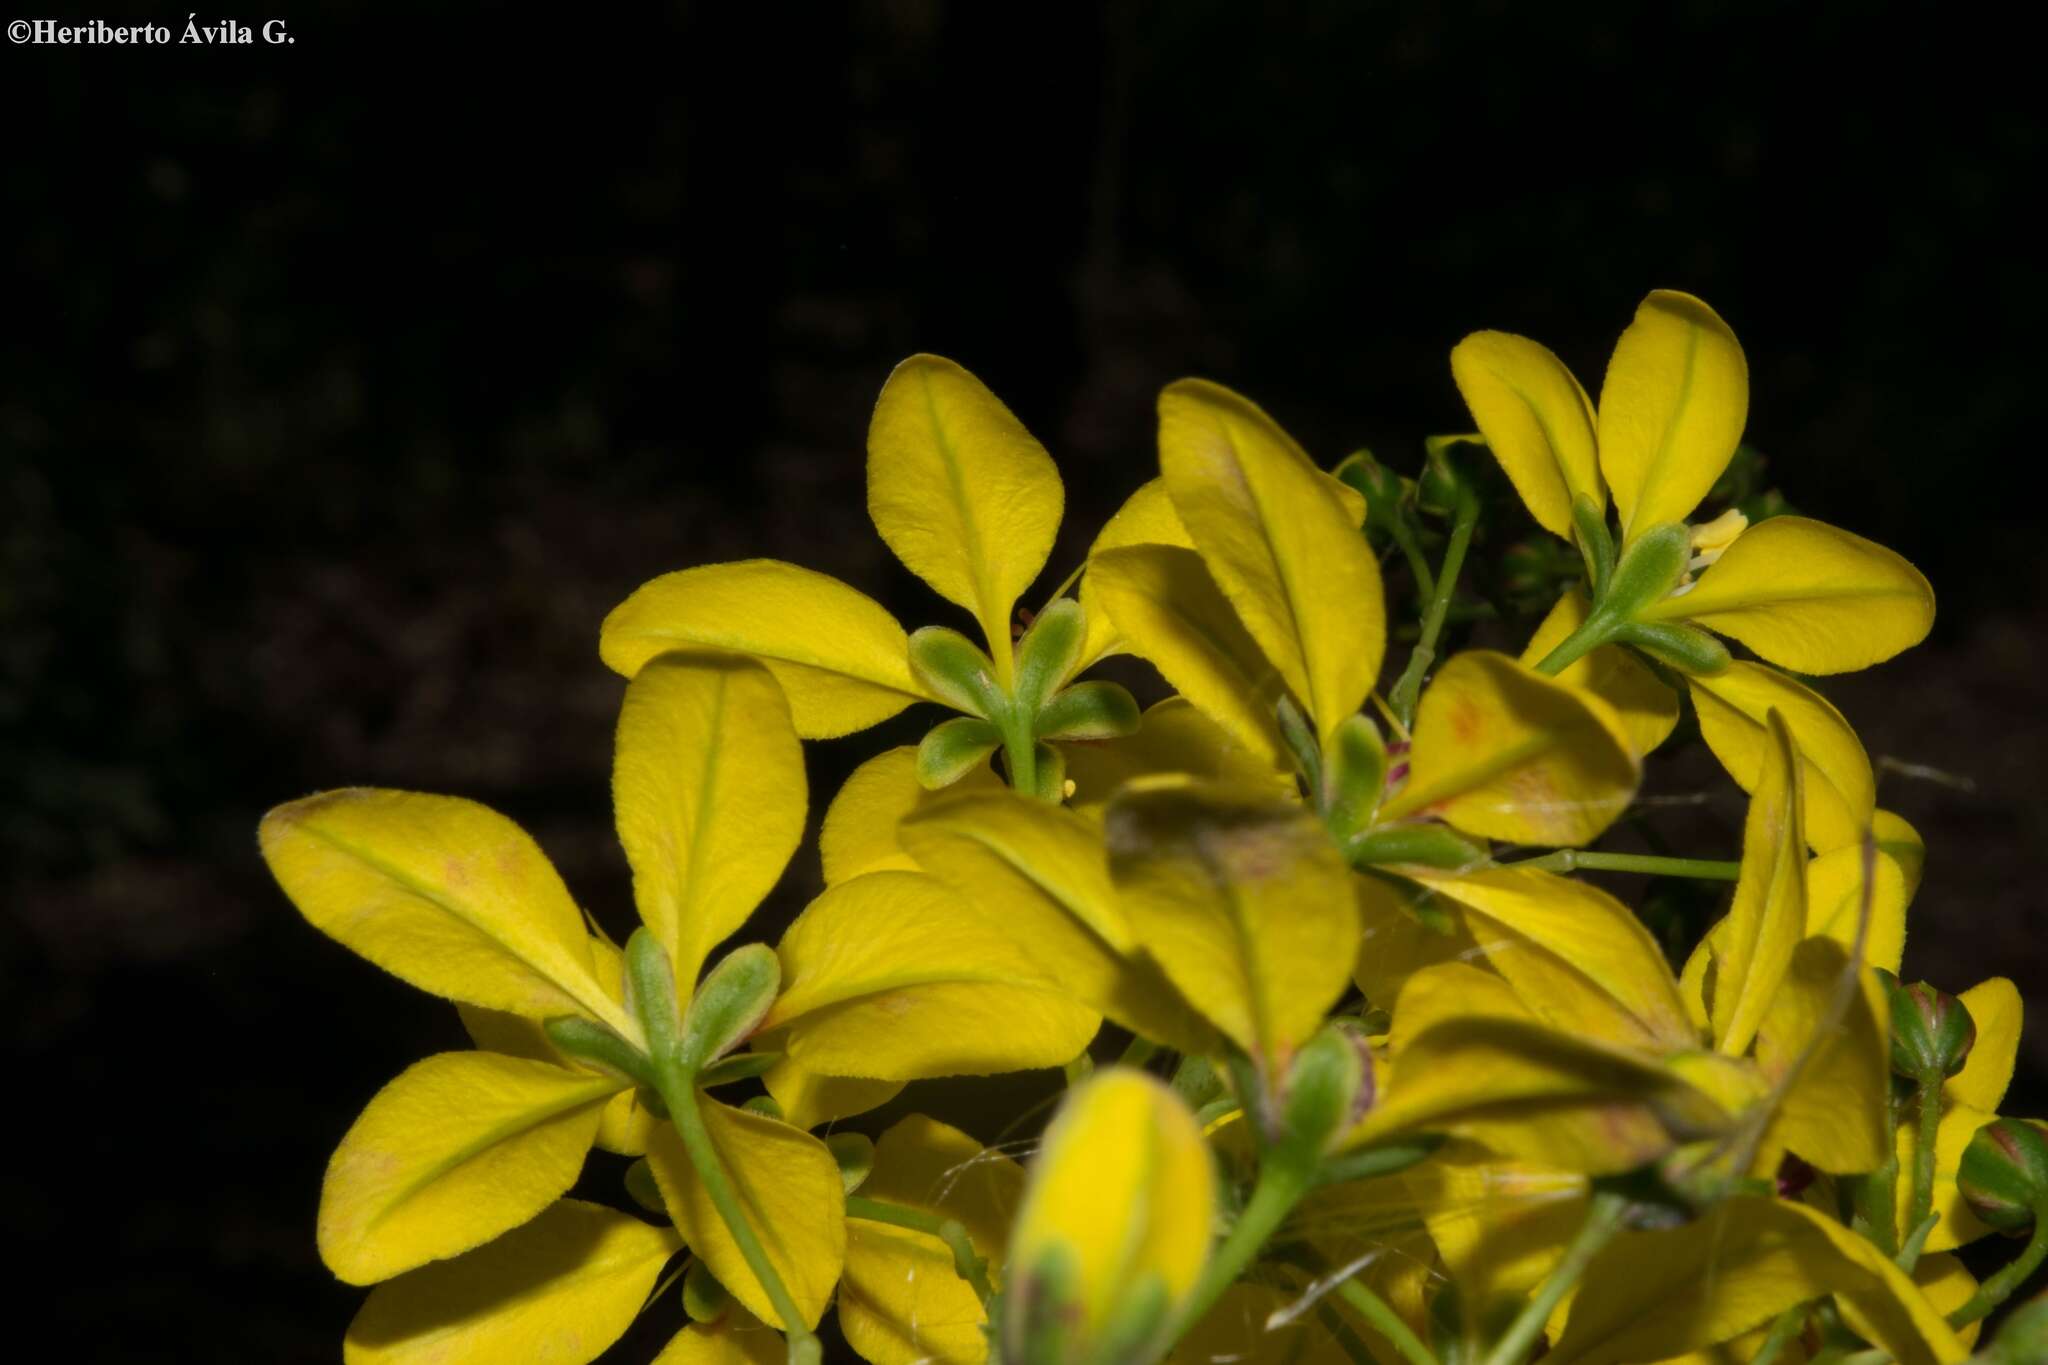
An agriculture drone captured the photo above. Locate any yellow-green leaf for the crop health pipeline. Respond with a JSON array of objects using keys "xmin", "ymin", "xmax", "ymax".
[
  {"xmin": 1595, "ymin": 289, "xmax": 1749, "ymax": 545},
  {"xmin": 1643, "ymin": 515, "xmax": 1936, "ymax": 673},
  {"xmin": 1158, "ymin": 378, "xmax": 1385, "ymax": 739},
  {"xmin": 1087, "ymin": 543, "xmax": 1291, "ymax": 769},
  {"xmin": 868, "ymin": 354, "xmax": 1063, "ymax": 666},
  {"xmin": 652, "ymin": 1313, "xmax": 783, "ymax": 1365},
  {"xmin": 260, "ymin": 789, "xmax": 638, "ymax": 1042},
  {"xmin": 1547, "ymin": 1196, "xmax": 1967, "ymax": 1365},
  {"xmin": 1063, "ymin": 697, "xmax": 1293, "ymax": 821},
  {"xmin": 1949, "ymin": 977, "xmax": 2021, "ymax": 1113},
  {"xmin": 819, "ymin": 745, "xmax": 1001, "ymax": 886},
  {"xmin": 599, "ymin": 560, "xmax": 928, "ymax": 738},
  {"xmin": 1078, "ymin": 476, "xmax": 1195, "ymax": 666},
  {"xmin": 1381, "ymin": 650, "xmax": 1638, "ymax": 847},
  {"xmin": 320, "ymin": 1052, "xmax": 621, "ymax": 1285},
  {"xmin": 648, "ymin": 1100, "xmax": 846, "ymax": 1331},
  {"xmin": 1451, "ymin": 329, "xmax": 1603, "ymax": 537},
  {"xmin": 1688, "ymin": 662, "xmax": 1875, "ymax": 853},
  {"xmin": 344, "ymin": 1200, "xmax": 681, "ymax": 1365},
  {"xmin": 900, "ymin": 788, "xmax": 1217, "ymax": 1054},
  {"xmin": 1105, "ymin": 778, "xmax": 1359, "ymax": 1071},
  {"xmin": 1712, "ymin": 709, "xmax": 1808, "ymax": 1056},
  {"xmin": 841, "ymin": 1116, "xmax": 1025, "ymax": 1365},
  {"xmin": 764, "ymin": 871, "xmax": 1101, "ymax": 1079},
  {"xmin": 1414, "ymin": 867, "xmax": 1695, "ymax": 1049},
  {"xmin": 1521, "ymin": 590, "xmax": 1680, "ymax": 759},
  {"xmin": 1754, "ymin": 938, "xmax": 1890, "ymax": 1173},
  {"xmin": 614, "ymin": 653, "xmax": 805, "ymax": 989}
]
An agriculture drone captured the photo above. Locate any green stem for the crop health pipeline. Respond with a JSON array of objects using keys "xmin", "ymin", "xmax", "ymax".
[
  {"xmin": 1388, "ymin": 519, "xmax": 1437, "ymax": 604},
  {"xmin": 1316, "ymin": 1301, "xmax": 1381, "ymax": 1365},
  {"xmin": 1118, "ymin": 1035, "xmax": 1160, "ymax": 1069},
  {"xmin": 1948, "ymin": 1210, "xmax": 2048, "ymax": 1328},
  {"xmin": 845, "ymin": 1195, "xmax": 995, "ymax": 1306},
  {"xmin": 1531, "ymin": 612, "xmax": 1621, "ymax": 676},
  {"xmin": 1001, "ymin": 723, "xmax": 1038, "ymax": 799},
  {"xmin": 1750, "ymin": 1305, "xmax": 1808, "ymax": 1365},
  {"xmin": 1477, "ymin": 1190, "xmax": 1629, "ymax": 1365},
  {"xmin": 1177, "ymin": 1158, "xmax": 1315, "ymax": 1335},
  {"xmin": 1335, "ymin": 1278, "xmax": 1440, "ymax": 1365},
  {"xmin": 658, "ymin": 1065, "xmax": 819, "ymax": 1364},
  {"xmin": 1503, "ymin": 849, "xmax": 1742, "ymax": 880},
  {"xmin": 1388, "ymin": 491, "xmax": 1479, "ymax": 729},
  {"xmin": 1905, "ymin": 1073, "xmax": 1942, "ymax": 1268}
]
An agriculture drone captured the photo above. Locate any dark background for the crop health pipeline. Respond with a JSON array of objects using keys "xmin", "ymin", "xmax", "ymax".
[{"xmin": 5, "ymin": 2, "xmax": 2044, "ymax": 1359}]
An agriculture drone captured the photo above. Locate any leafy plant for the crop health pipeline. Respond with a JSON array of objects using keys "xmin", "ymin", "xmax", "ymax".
[{"xmin": 262, "ymin": 292, "xmax": 2044, "ymax": 1364}]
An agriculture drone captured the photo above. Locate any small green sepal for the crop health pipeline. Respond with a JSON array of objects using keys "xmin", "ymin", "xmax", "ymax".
[
  {"xmin": 1344, "ymin": 823, "xmax": 1486, "ymax": 871},
  {"xmin": 916, "ymin": 716, "xmax": 1003, "ymax": 789},
  {"xmin": 676, "ymin": 942, "xmax": 781, "ymax": 1075},
  {"xmin": 908, "ymin": 625, "xmax": 1008, "ymax": 719},
  {"xmin": 1318, "ymin": 713, "xmax": 1388, "ymax": 846},
  {"xmin": 1013, "ymin": 597, "xmax": 1087, "ymax": 715},
  {"xmin": 1615, "ymin": 620, "xmax": 1732, "ymax": 675},
  {"xmin": 826, "ymin": 1132, "xmax": 876, "ymax": 1195},
  {"xmin": 1599, "ymin": 522, "xmax": 1693, "ymax": 619},
  {"xmin": 1272, "ymin": 1024, "xmax": 1368, "ymax": 1169},
  {"xmin": 1035, "ymin": 680, "xmax": 1141, "ymax": 742},
  {"xmin": 624, "ymin": 1157, "xmax": 667, "ymax": 1217},
  {"xmin": 1572, "ymin": 492, "xmax": 1617, "ymax": 598},
  {"xmin": 683, "ymin": 1257, "xmax": 734, "ymax": 1324},
  {"xmin": 624, "ymin": 927, "xmax": 684, "ymax": 1064},
  {"xmin": 697, "ymin": 1051, "xmax": 783, "ymax": 1088},
  {"xmin": 543, "ymin": 1015, "xmax": 656, "ymax": 1088}
]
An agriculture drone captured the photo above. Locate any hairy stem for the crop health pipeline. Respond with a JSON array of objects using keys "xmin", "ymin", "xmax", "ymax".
[
  {"xmin": 1177, "ymin": 1158, "xmax": 1315, "ymax": 1336},
  {"xmin": 1948, "ymin": 1211, "xmax": 2048, "ymax": 1327},
  {"xmin": 1904, "ymin": 1073, "xmax": 1942, "ymax": 1269},
  {"xmin": 845, "ymin": 1195, "xmax": 995, "ymax": 1305},
  {"xmin": 1388, "ymin": 491, "xmax": 1479, "ymax": 728},
  {"xmin": 1335, "ymin": 1277, "xmax": 1440, "ymax": 1365},
  {"xmin": 1478, "ymin": 1190, "xmax": 1629, "ymax": 1365},
  {"xmin": 1504, "ymin": 849, "xmax": 1742, "ymax": 880}
]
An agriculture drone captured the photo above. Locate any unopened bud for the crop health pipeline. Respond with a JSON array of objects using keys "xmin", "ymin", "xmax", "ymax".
[
  {"xmin": 1273, "ymin": 1023, "xmax": 1371, "ymax": 1164},
  {"xmin": 1879, "ymin": 972, "xmax": 1977, "ymax": 1080},
  {"xmin": 1958, "ymin": 1117, "xmax": 2048, "ymax": 1232},
  {"xmin": 1004, "ymin": 1069, "xmax": 1214, "ymax": 1365},
  {"xmin": 1417, "ymin": 436, "xmax": 1484, "ymax": 518}
]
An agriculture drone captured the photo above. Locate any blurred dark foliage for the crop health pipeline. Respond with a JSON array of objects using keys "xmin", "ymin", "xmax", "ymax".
[{"xmin": 3, "ymin": 1, "xmax": 2043, "ymax": 1357}]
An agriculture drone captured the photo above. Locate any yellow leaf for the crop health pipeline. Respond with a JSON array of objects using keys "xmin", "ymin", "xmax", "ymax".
[
  {"xmin": 1521, "ymin": 590, "xmax": 1680, "ymax": 759},
  {"xmin": 1088, "ymin": 543, "xmax": 1292, "ymax": 770},
  {"xmin": 614, "ymin": 653, "xmax": 804, "ymax": 990},
  {"xmin": 599, "ymin": 559, "xmax": 929, "ymax": 738},
  {"xmin": 1381, "ymin": 650, "xmax": 1638, "ymax": 847},
  {"xmin": 319, "ymin": 1052, "xmax": 620, "ymax": 1285},
  {"xmin": 1158, "ymin": 378, "xmax": 1385, "ymax": 739},
  {"xmin": 818, "ymin": 745, "xmax": 1001, "ymax": 886},
  {"xmin": 900, "ymin": 788, "xmax": 1217, "ymax": 1054},
  {"xmin": 1451, "ymin": 329, "xmax": 1603, "ymax": 538},
  {"xmin": 343, "ymin": 1200, "xmax": 681, "ymax": 1365},
  {"xmin": 1105, "ymin": 779, "xmax": 1359, "ymax": 1071},
  {"xmin": 1712, "ymin": 709, "xmax": 1808, "ymax": 1056},
  {"xmin": 764, "ymin": 871, "xmax": 1101, "ymax": 1079},
  {"xmin": 1644, "ymin": 515, "xmax": 1936, "ymax": 673},
  {"xmin": 1688, "ymin": 662, "xmax": 1875, "ymax": 853},
  {"xmin": 1754, "ymin": 938, "xmax": 1891, "ymax": 1173},
  {"xmin": 1078, "ymin": 476, "xmax": 1194, "ymax": 666},
  {"xmin": 1896, "ymin": 1101, "xmax": 1998, "ymax": 1253},
  {"xmin": 1595, "ymin": 290, "xmax": 1749, "ymax": 545},
  {"xmin": 648, "ymin": 1100, "xmax": 846, "ymax": 1331},
  {"xmin": 1949, "ymin": 977, "xmax": 2021, "ymax": 1113},
  {"xmin": 1550, "ymin": 1196, "xmax": 1966, "ymax": 1365},
  {"xmin": 868, "ymin": 354, "xmax": 1063, "ymax": 669},
  {"xmin": 840, "ymin": 1116, "xmax": 1026, "ymax": 1365},
  {"xmin": 1063, "ymin": 697, "xmax": 1294, "ymax": 821},
  {"xmin": 652, "ymin": 1312, "xmax": 783, "ymax": 1365},
  {"xmin": 1913, "ymin": 1253, "xmax": 1983, "ymax": 1351},
  {"xmin": 260, "ymin": 790, "xmax": 638, "ymax": 1042},
  {"xmin": 757, "ymin": 1041, "xmax": 904, "ymax": 1131},
  {"xmin": 1414, "ymin": 867, "xmax": 1695, "ymax": 1049}
]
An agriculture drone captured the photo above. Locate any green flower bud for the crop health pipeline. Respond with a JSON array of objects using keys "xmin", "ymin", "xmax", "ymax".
[
  {"xmin": 676, "ymin": 942, "xmax": 780, "ymax": 1075},
  {"xmin": 1959, "ymin": 1117, "xmax": 2048, "ymax": 1232},
  {"xmin": 1333, "ymin": 448, "xmax": 1405, "ymax": 522},
  {"xmin": 1004, "ymin": 1069, "xmax": 1215, "ymax": 1365},
  {"xmin": 1417, "ymin": 436, "xmax": 1484, "ymax": 518},
  {"xmin": 1880, "ymin": 973, "xmax": 1978, "ymax": 1080},
  {"xmin": 1271, "ymin": 1023, "xmax": 1371, "ymax": 1164}
]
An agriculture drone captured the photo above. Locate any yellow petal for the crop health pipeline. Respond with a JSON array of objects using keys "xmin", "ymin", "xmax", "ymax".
[
  {"xmin": 1063, "ymin": 697, "xmax": 1294, "ymax": 821},
  {"xmin": 1876, "ymin": 808, "xmax": 1928, "ymax": 897},
  {"xmin": 817, "ymin": 745, "xmax": 1003, "ymax": 886},
  {"xmin": 1521, "ymin": 590, "xmax": 1680, "ymax": 759},
  {"xmin": 343, "ymin": 1200, "xmax": 681, "ymax": 1365},
  {"xmin": 1712, "ymin": 709, "xmax": 1808, "ymax": 1056},
  {"xmin": 1169, "ymin": 1280, "xmax": 1358, "ymax": 1365},
  {"xmin": 1078, "ymin": 476, "xmax": 1195, "ymax": 666},
  {"xmin": 1754, "ymin": 938, "xmax": 1890, "ymax": 1173},
  {"xmin": 600, "ymin": 560, "xmax": 928, "ymax": 738},
  {"xmin": 1688, "ymin": 662, "xmax": 1875, "ymax": 853},
  {"xmin": 1382, "ymin": 650, "xmax": 1639, "ymax": 847},
  {"xmin": 1949, "ymin": 977, "xmax": 2021, "ymax": 1113},
  {"xmin": 648, "ymin": 1100, "xmax": 846, "ymax": 1331},
  {"xmin": 319, "ymin": 1052, "xmax": 620, "ymax": 1285},
  {"xmin": 615, "ymin": 654, "xmax": 805, "ymax": 990},
  {"xmin": 1415, "ymin": 867, "xmax": 1695, "ymax": 1049},
  {"xmin": 868, "ymin": 354, "xmax": 1063, "ymax": 667},
  {"xmin": 1643, "ymin": 516, "xmax": 1935, "ymax": 673},
  {"xmin": 1088, "ymin": 543, "xmax": 1292, "ymax": 769},
  {"xmin": 1354, "ymin": 872, "xmax": 1485, "ymax": 1012},
  {"xmin": 1595, "ymin": 290, "xmax": 1749, "ymax": 544},
  {"xmin": 1548, "ymin": 1196, "xmax": 1967, "ymax": 1365},
  {"xmin": 840, "ymin": 1116, "xmax": 1026, "ymax": 1365},
  {"xmin": 1407, "ymin": 1147, "xmax": 1590, "ymax": 1307},
  {"xmin": 652, "ymin": 1313, "xmax": 783, "ymax": 1365},
  {"xmin": 757, "ymin": 1042, "xmax": 904, "ymax": 1131},
  {"xmin": 1451, "ymin": 329, "xmax": 1603, "ymax": 537},
  {"xmin": 900, "ymin": 788, "xmax": 1217, "ymax": 1054},
  {"xmin": 1804, "ymin": 839, "xmax": 1912, "ymax": 974},
  {"xmin": 764, "ymin": 871, "xmax": 1101, "ymax": 1079},
  {"xmin": 260, "ymin": 790, "xmax": 638, "ymax": 1042},
  {"xmin": 1106, "ymin": 778, "xmax": 1359, "ymax": 1071},
  {"xmin": 1158, "ymin": 379, "xmax": 1385, "ymax": 740},
  {"xmin": 1895, "ymin": 1101, "xmax": 1998, "ymax": 1253},
  {"xmin": 1912, "ymin": 1253, "xmax": 1983, "ymax": 1351}
]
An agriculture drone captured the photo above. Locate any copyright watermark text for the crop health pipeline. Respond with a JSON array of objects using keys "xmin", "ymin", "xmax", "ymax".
[{"xmin": 9, "ymin": 15, "xmax": 295, "ymax": 44}]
